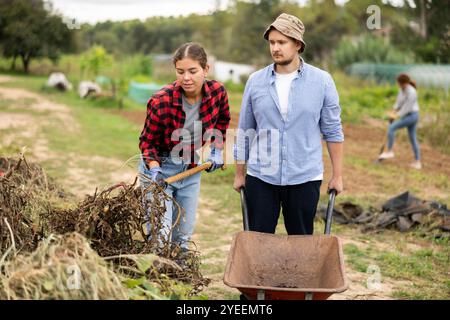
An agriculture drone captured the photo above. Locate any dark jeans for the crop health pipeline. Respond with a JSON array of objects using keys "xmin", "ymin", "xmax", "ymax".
[{"xmin": 244, "ymin": 175, "xmax": 322, "ymax": 235}]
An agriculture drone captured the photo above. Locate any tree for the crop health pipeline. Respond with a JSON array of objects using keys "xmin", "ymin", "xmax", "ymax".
[
  {"xmin": 0, "ymin": 0, "xmax": 74, "ymax": 72},
  {"xmin": 302, "ymin": 0, "xmax": 353, "ymax": 69},
  {"xmin": 388, "ymin": 0, "xmax": 450, "ymax": 63},
  {"xmin": 229, "ymin": 0, "xmax": 281, "ymax": 64},
  {"xmin": 79, "ymin": 45, "xmax": 113, "ymax": 78}
]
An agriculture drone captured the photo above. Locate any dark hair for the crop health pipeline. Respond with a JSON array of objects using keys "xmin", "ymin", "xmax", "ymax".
[
  {"xmin": 397, "ymin": 73, "xmax": 417, "ymax": 89},
  {"xmin": 172, "ymin": 42, "xmax": 208, "ymax": 69}
]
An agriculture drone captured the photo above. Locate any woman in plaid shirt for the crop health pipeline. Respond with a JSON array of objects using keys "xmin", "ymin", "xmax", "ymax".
[{"xmin": 139, "ymin": 42, "xmax": 230, "ymax": 250}]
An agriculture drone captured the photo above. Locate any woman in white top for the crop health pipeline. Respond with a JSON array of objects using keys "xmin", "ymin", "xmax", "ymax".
[{"xmin": 379, "ymin": 74, "xmax": 421, "ymax": 169}]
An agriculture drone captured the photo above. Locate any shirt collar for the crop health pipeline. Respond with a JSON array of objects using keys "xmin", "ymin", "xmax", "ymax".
[
  {"xmin": 173, "ymin": 80, "xmax": 211, "ymax": 106},
  {"xmin": 269, "ymin": 56, "xmax": 305, "ymax": 81}
]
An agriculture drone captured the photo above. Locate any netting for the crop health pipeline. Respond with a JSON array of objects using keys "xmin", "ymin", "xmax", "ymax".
[
  {"xmin": 348, "ymin": 63, "xmax": 450, "ymax": 92},
  {"xmin": 128, "ymin": 81, "xmax": 161, "ymax": 104}
]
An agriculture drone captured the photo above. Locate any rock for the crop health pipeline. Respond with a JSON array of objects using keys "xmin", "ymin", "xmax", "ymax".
[
  {"xmin": 411, "ymin": 213, "xmax": 423, "ymax": 224},
  {"xmin": 336, "ymin": 202, "xmax": 364, "ymax": 221},
  {"xmin": 382, "ymin": 191, "xmax": 422, "ymax": 212},
  {"xmin": 374, "ymin": 212, "xmax": 397, "ymax": 228},
  {"xmin": 353, "ymin": 211, "xmax": 374, "ymax": 224},
  {"xmin": 397, "ymin": 216, "xmax": 414, "ymax": 232}
]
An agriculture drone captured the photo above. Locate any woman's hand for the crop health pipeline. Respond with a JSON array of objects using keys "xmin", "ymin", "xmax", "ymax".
[{"xmin": 387, "ymin": 110, "xmax": 399, "ymax": 121}]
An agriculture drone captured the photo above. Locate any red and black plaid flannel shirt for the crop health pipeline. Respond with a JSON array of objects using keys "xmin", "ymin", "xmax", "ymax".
[{"xmin": 139, "ymin": 80, "xmax": 231, "ymax": 168}]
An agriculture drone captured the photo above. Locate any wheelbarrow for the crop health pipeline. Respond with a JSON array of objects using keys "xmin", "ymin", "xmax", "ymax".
[{"xmin": 223, "ymin": 188, "xmax": 348, "ymax": 300}]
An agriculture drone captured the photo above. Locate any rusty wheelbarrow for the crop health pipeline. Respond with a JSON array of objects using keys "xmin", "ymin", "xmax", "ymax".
[{"xmin": 223, "ymin": 188, "xmax": 348, "ymax": 300}]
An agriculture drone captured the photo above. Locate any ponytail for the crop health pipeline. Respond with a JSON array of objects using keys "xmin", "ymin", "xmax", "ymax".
[{"xmin": 397, "ymin": 73, "xmax": 417, "ymax": 89}]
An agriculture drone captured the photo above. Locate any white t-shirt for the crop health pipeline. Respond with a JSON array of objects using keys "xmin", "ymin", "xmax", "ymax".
[{"xmin": 275, "ymin": 70, "xmax": 297, "ymax": 121}]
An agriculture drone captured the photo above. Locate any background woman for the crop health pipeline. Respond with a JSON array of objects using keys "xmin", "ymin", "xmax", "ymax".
[{"xmin": 379, "ymin": 73, "xmax": 421, "ymax": 170}]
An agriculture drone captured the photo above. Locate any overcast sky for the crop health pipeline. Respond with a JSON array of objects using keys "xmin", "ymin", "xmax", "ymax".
[
  {"xmin": 46, "ymin": 0, "xmax": 324, "ymax": 24},
  {"xmin": 47, "ymin": 0, "xmax": 237, "ymax": 24},
  {"xmin": 47, "ymin": 0, "xmax": 407, "ymax": 25}
]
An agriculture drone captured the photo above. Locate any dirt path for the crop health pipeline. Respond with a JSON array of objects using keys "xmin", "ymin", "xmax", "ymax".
[{"xmin": 0, "ymin": 76, "xmax": 136, "ymax": 198}]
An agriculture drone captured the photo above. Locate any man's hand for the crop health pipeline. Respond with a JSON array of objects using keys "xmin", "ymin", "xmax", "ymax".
[
  {"xmin": 328, "ymin": 175, "xmax": 343, "ymax": 195},
  {"xmin": 233, "ymin": 164, "xmax": 246, "ymax": 192},
  {"xmin": 233, "ymin": 174, "xmax": 245, "ymax": 192}
]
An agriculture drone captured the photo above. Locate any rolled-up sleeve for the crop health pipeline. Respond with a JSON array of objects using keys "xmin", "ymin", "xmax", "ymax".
[
  {"xmin": 212, "ymin": 87, "xmax": 231, "ymax": 149},
  {"xmin": 320, "ymin": 73, "xmax": 344, "ymax": 142},
  {"xmin": 235, "ymin": 75, "xmax": 257, "ymax": 161}
]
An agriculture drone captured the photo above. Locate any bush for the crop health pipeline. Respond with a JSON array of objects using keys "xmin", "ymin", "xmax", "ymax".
[
  {"xmin": 333, "ymin": 35, "xmax": 416, "ymax": 69},
  {"xmin": 80, "ymin": 45, "xmax": 113, "ymax": 78}
]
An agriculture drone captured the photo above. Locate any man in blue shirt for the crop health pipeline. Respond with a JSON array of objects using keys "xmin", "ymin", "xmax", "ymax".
[{"xmin": 233, "ymin": 13, "xmax": 344, "ymax": 235}]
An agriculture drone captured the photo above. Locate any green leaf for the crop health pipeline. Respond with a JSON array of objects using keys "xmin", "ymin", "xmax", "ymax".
[{"xmin": 122, "ymin": 277, "xmax": 145, "ymax": 288}]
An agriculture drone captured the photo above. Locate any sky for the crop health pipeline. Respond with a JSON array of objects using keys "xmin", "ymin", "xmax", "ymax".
[
  {"xmin": 46, "ymin": 0, "xmax": 329, "ymax": 24},
  {"xmin": 48, "ymin": 0, "xmax": 406, "ymax": 25},
  {"xmin": 48, "ymin": 0, "xmax": 237, "ymax": 24}
]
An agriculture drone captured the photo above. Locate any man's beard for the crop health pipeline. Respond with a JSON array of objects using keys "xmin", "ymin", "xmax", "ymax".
[{"xmin": 274, "ymin": 57, "xmax": 294, "ymax": 66}]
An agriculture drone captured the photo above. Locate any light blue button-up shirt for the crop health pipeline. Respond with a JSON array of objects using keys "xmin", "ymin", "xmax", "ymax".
[{"xmin": 235, "ymin": 60, "xmax": 344, "ymax": 186}]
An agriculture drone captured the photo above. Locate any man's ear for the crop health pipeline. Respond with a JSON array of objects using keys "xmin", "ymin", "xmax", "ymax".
[
  {"xmin": 204, "ymin": 64, "xmax": 210, "ymax": 77},
  {"xmin": 296, "ymin": 40, "xmax": 302, "ymax": 52}
]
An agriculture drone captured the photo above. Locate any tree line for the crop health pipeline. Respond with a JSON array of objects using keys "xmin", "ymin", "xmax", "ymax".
[{"xmin": 0, "ymin": 0, "xmax": 448, "ymax": 73}]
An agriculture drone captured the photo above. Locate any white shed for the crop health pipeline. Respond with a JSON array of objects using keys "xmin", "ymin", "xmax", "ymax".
[{"xmin": 212, "ymin": 60, "xmax": 255, "ymax": 84}]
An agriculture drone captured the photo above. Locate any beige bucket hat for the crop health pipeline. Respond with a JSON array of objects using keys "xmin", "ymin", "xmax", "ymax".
[{"xmin": 263, "ymin": 13, "xmax": 306, "ymax": 53}]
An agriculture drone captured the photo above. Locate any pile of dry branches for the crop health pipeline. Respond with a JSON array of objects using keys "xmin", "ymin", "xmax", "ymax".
[
  {"xmin": 0, "ymin": 154, "xmax": 67, "ymax": 253},
  {"xmin": 1, "ymin": 154, "xmax": 210, "ymax": 297}
]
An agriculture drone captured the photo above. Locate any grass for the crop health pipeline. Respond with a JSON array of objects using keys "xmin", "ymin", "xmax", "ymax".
[
  {"xmin": 345, "ymin": 154, "xmax": 449, "ymax": 196},
  {"xmin": 1, "ymin": 73, "xmax": 144, "ymax": 111},
  {"xmin": 343, "ymin": 233, "xmax": 450, "ymax": 300},
  {"xmin": 1, "ymin": 74, "xmax": 141, "ymax": 159},
  {"xmin": 344, "ymin": 244, "xmax": 370, "ymax": 273}
]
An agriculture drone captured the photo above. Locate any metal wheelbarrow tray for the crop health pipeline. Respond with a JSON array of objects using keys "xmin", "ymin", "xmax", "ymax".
[{"xmin": 223, "ymin": 190, "xmax": 348, "ymax": 300}]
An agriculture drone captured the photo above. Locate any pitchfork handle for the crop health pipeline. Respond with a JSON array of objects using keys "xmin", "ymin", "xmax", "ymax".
[{"xmin": 164, "ymin": 162, "xmax": 212, "ymax": 185}]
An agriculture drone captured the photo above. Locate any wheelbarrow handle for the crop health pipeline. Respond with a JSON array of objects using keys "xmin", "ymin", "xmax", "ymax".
[
  {"xmin": 164, "ymin": 162, "xmax": 212, "ymax": 185},
  {"xmin": 240, "ymin": 187, "xmax": 250, "ymax": 231},
  {"xmin": 324, "ymin": 189, "xmax": 337, "ymax": 235}
]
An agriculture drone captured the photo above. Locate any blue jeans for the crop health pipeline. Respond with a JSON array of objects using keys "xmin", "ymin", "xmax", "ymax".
[
  {"xmin": 387, "ymin": 112, "xmax": 421, "ymax": 160},
  {"xmin": 139, "ymin": 156, "xmax": 201, "ymax": 249}
]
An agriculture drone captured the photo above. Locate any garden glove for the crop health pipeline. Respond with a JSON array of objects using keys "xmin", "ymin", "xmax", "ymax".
[
  {"xmin": 149, "ymin": 166, "xmax": 165, "ymax": 187},
  {"xmin": 205, "ymin": 147, "xmax": 223, "ymax": 173}
]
